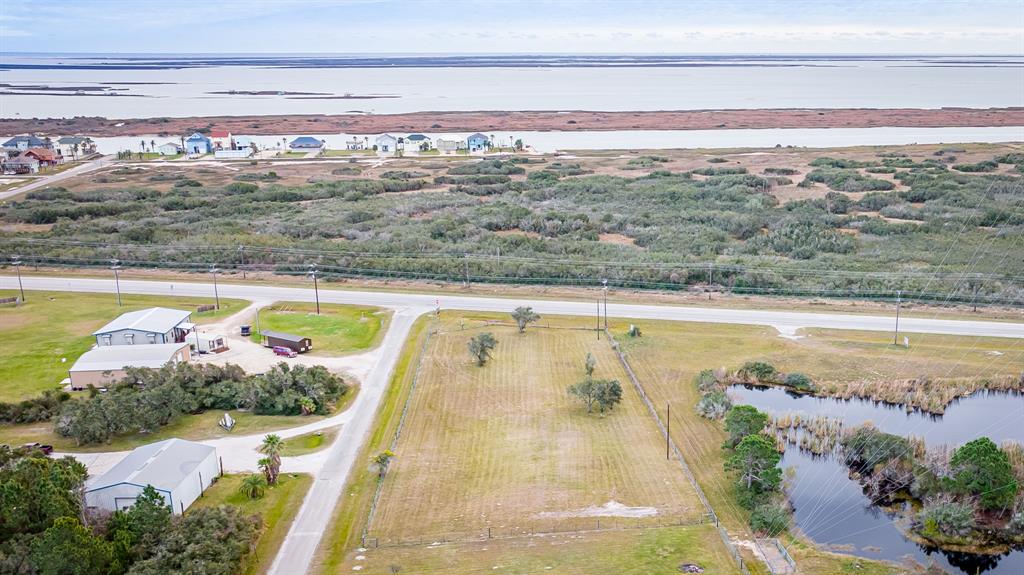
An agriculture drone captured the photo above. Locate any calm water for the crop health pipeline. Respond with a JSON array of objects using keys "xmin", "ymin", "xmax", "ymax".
[
  {"xmin": 730, "ymin": 385, "xmax": 1024, "ymax": 574},
  {"xmin": 92, "ymin": 127, "xmax": 1024, "ymax": 155},
  {"xmin": 1, "ymin": 54, "xmax": 1022, "ymax": 118}
]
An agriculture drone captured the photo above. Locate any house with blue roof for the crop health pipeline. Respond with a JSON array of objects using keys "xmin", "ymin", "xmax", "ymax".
[
  {"xmin": 3, "ymin": 135, "xmax": 48, "ymax": 151},
  {"xmin": 184, "ymin": 132, "xmax": 212, "ymax": 155},
  {"xmin": 467, "ymin": 133, "xmax": 490, "ymax": 152},
  {"xmin": 289, "ymin": 136, "xmax": 324, "ymax": 149}
]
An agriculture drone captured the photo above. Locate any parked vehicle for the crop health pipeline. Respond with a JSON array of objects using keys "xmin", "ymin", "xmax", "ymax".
[
  {"xmin": 240, "ymin": 325, "xmax": 252, "ymax": 337},
  {"xmin": 272, "ymin": 346, "xmax": 297, "ymax": 358}
]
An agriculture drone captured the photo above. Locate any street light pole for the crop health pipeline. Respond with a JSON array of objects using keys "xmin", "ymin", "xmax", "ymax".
[
  {"xmin": 210, "ymin": 265, "xmax": 221, "ymax": 310},
  {"xmin": 11, "ymin": 256, "xmax": 25, "ymax": 303},
  {"xmin": 110, "ymin": 259, "xmax": 122, "ymax": 306},
  {"xmin": 893, "ymin": 289, "xmax": 902, "ymax": 346},
  {"xmin": 309, "ymin": 263, "xmax": 320, "ymax": 315}
]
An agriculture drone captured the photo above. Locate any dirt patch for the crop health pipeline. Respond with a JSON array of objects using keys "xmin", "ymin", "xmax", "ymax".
[
  {"xmin": 598, "ymin": 233, "xmax": 639, "ymax": 247},
  {"xmin": 536, "ymin": 501, "xmax": 658, "ymax": 519},
  {"xmin": 493, "ymin": 228, "xmax": 541, "ymax": 238}
]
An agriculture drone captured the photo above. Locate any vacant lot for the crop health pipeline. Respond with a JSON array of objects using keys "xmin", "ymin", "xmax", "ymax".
[
  {"xmin": 0, "ymin": 290, "xmax": 246, "ymax": 401},
  {"xmin": 369, "ymin": 315, "xmax": 706, "ymax": 544},
  {"xmin": 193, "ymin": 472, "xmax": 313, "ymax": 575},
  {"xmin": 253, "ymin": 302, "xmax": 387, "ymax": 355}
]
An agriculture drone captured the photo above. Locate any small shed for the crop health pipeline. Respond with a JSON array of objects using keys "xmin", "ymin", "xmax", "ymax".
[
  {"xmin": 193, "ymin": 333, "xmax": 228, "ymax": 354},
  {"xmin": 85, "ymin": 438, "xmax": 219, "ymax": 515},
  {"xmin": 261, "ymin": 330, "xmax": 312, "ymax": 353}
]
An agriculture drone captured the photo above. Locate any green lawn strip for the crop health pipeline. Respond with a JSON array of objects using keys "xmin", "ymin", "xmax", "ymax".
[
  {"xmin": 0, "ymin": 291, "xmax": 246, "ymax": 401},
  {"xmin": 312, "ymin": 314, "xmax": 432, "ymax": 574},
  {"xmin": 251, "ymin": 302, "xmax": 388, "ymax": 355},
  {"xmin": 281, "ymin": 426, "xmax": 339, "ymax": 457},
  {"xmin": 192, "ymin": 472, "xmax": 313, "ymax": 575}
]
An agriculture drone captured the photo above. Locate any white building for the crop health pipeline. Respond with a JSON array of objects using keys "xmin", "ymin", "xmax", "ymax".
[
  {"xmin": 93, "ymin": 307, "xmax": 194, "ymax": 347},
  {"xmin": 85, "ymin": 438, "xmax": 220, "ymax": 515},
  {"xmin": 375, "ymin": 134, "xmax": 398, "ymax": 154},
  {"xmin": 214, "ymin": 148, "xmax": 252, "ymax": 159},
  {"xmin": 193, "ymin": 332, "xmax": 228, "ymax": 354},
  {"xmin": 436, "ymin": 138, "xmax": 464, "ymax": 154},
  {"xmin": 157, "ymin": 142, "xmax": 182, "ymax": 156},
  {"xmin": 68, "ymin": 341, "xmax": 191, "ymax": 389}
]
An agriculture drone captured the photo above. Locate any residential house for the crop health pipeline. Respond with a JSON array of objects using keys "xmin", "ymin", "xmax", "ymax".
[
  {"xmin": 3, "ymin": 135, "xmax": 48, "ymax": 151},
  {"xmin": 55, "ymin": 136, "xmax": 96, "ymax": 159},
  {"xmin": 85, "ymin": 438, "xmax": 219, "ymax": 515},
  {"xmin": 2, "ymin": 153, "xmax": 40, "ymax": 174},
  {"xmin": 93, "ymin": 307, "xmax": 195, "ymax": 347},
  {"xmin": 405, "ymin": 133, "xmax": 432, "ymax": 151},
  {"xmin": 467, "ymin": 133, "xmax": 490, "ymax": 152},
  {"xmin": 184, "ymin": 132, "xmax": 212, "ymax": 155},
  {"xmin": 158, "ymin": 142, "xmax": 183, "ymax": 156},
  {"xmin": 232, "ymin": 136, "xmax": 254, "ymax": 151},
  {"xmin": 209, "ymin": 130, "xmax": 232, "ymax": 150},
  {"xmin": 24, "ymin": 148, "xmax": 62, "ymax": 167},
  {"xmin": 261, "ymin": 330, "xmax": 312, "ymax": 353},
  {"xmin": 289, "ymin": 136, "xmax": 325, "ymax": 150},
  {"xmin": 68, "ymin": 342, "xmax": 191, "ymax": 389},
  {"xmin": 375, "ymin": 134, "xmax": 398, "ymax": 154},
  {"xmin": 436, "ymin": 138, "xmax": 464, "ymax": 154}
]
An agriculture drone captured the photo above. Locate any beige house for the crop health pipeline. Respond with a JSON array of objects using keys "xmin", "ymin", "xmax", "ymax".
[{"xmin": 68, "ymin": 342, "xmax": 191, "ymax": 389}]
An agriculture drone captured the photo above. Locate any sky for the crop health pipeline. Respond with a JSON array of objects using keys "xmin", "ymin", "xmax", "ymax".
[{"xmin": 0, "ymin": 0, "xmax": 1022, "ymax": 55}]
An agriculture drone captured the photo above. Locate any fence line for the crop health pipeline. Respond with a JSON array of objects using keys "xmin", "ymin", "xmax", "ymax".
[
  {"xmin": 361, "ymin": 325, "xmax": 434, "ymax": 546},
  {"xmin": 606, "ymin": 328, "xmax": 758, "ymax": 575}
]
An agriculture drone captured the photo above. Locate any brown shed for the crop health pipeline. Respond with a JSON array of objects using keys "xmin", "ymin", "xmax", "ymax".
[{"xmin": 261, "ymin": 330, "xmax": 312, "ymax": 353}]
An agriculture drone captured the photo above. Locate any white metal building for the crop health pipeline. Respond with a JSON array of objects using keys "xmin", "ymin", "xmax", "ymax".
[
  {"xmin": 85, "ymin": 438, "xmax": 220, "ymax": 515},
  {"xmin": 93, "ymin": 307, "xmax": 194, "ymax": 347}
]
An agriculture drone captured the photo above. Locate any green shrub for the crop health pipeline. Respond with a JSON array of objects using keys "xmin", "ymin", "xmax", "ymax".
[
  {"xmin": 749, "ymin": 504, "xmax": 789, "ymax": 535},
  {"xmin": 952, "ymin": 161, "xmax": 998, "ymax": 173},
  {"xmin": 918, "ymin": 500, "xmax": 975, "ymax": 539},
  {"xmin": 782, "ymin": 372, "xmax": 815, "ymax": 392},
  {"xmin": 739, "ymin": 361, "xmax": 778, "ymax": 382}
]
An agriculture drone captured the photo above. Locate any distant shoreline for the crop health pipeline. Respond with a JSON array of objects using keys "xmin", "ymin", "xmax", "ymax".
[{"xmin": 1, "ymin": 108, "xmax": 1022, "ymax": 138}]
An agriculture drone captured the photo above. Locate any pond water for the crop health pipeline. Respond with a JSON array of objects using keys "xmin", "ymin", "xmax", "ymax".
[{"xmin": 728, "ymin": 385, "xmax": 1024, "ymax": 574}]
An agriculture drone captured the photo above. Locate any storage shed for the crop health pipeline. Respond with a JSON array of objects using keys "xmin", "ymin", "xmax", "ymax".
[
  {"xmin": 193, "ymin": 333, "xmax": 228, "ymax": 354},
  {"xmin": 85, "ymin": 438, "xmax": 219, "ymax": 515},
  {"xmin": 261, "ymin": 330, "xmax": 312, "ymax": 353}
]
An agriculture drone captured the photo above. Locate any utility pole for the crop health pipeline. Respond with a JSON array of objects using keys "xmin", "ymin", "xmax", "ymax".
[
  {"xmin": 596, "ymin": 299, "xmax": 601, "ymax": 340},
  {"xmin": 210, "ymin": 265, "xmax": 221, "ymax": 310},
  {"xmin": 666, "ymin": 403, "xmax": 671, "ymax": 460},
  {"xmin": 238, "ymin": 245, "xmax": 246, "ymax": 280},
  {"xmin": 463, "ymin": 253, "xmax": 470, "ymax": 288},
  {"xmin": 110, "ymin": 259, "xmax": 122, "ymax": 307},
  {"xmin": 893, "ymin": 289, "xmax": 902, "ymax": 346},
  {"xmin": 602, "ymin": 278, "xmax": 608, "ymax": 330},
  {"xmin": 308, "ymin": 263, "xmax": 321, "ymax": 315},
  {"xmin": 10, "ymin": 256, "xmax": 25, "ymax": 302}
]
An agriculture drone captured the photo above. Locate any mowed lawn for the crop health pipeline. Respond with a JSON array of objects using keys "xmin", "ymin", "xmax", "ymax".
[
  {"xmin": 0, "ymin": 291, "xmax": 246, "ymax": 402},
  {"xmin": 369, "ymin": 318, "xmax": 706, "ymax": 544},
  {"xmin": 192, "ymin": 473, "xmax": 313, "ymax": 575},
  {"xmin": 252, "ymin": 302, "xmax": 388, "ymax": 355}
]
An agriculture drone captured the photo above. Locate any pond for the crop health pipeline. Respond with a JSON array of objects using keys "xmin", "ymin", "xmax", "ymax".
[{"xmin": 728, "ymin": 385, "xmax": 1024, "ymax": 574}]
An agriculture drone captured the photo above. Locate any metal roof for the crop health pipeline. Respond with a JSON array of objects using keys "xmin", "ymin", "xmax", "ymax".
[
  {"xmin": 93, "ymin": 307, "xmax": 192, "ymax": 336},
  {"xmin": 86, "ymin": 438, "xmax": 215, "ymax": 492},
  {"xmin": 261, "ymin": 329, "xmax": 309, "ymax": 343},
  {"xmin": 70, "ymin": 342, "xmax": 190, "ymax": 373},
  {"xmin": 468, "ymin": 132, "xmax": 489, "ymax": 140},
  {"xmin": 406, "ymin": 134, "xmax": 429, "ymax": 141}
]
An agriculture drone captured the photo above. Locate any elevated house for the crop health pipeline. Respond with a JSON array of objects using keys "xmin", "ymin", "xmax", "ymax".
[
  {"xmin": 85, "ymin": 438, "xmax": 219, "ymax": 515},
  {"xmin": 289, "ymin": 136, "xmax": 324, "ymax": 150},
  {"xmin": 24, "ymin": 148, "xmax": 62, "ymax": 167},
  {"xmin": 158, "ymin": 142, "xmax": 183, "ymax": 156},
  {"xmin": 261, "ymin": 330, "xmax": 312, "ymax": 353},
  {"xmin": 436, "ymin": 138, "xmax": 464, "ymax": 154},
  {"xmin": 3, "ymin": 135, "xmax": 48, "ymax": 151},
  {"xmin": 467, "ymin": 133, "xmax": 490, "ymax": 152},
  {"xmin": 405, "ymin": 133, "xmax": 431, "ymax": 151},
  {"xmin": 55, "ymin": 136, "xmax": 96, "ymax": 159},
  {"xmin": 68, "ymin": 342, "xmax": 191, "ymax": 389},
  {"xmin": 375, "ymin": 134, "xmax": 398, "ymax": 154},
  {"xmin": 209, "ymin": 130, "xmax": 232, "ymax": 150},
  {"xmin": 2, "ymin": 153, "xmax": 40, "ymax": 174},
  {"xmin": 185, "ymin": 132, "xmax": 212, "ymax": 155},
  {"xmin": 93, "ymin": 307, "xmax": 194, "ymax": 347}
]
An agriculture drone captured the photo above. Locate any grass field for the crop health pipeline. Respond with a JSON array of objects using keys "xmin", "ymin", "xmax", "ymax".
[
  {"xmin": 252, "ymin": 302, "xmax": 387, "ymax": 355},
  {"xmin": 192, "ymin": 473, "xmax": 313, "ymax": 575},
  {"xmin": 0, "ymin": 291, "xmax": 247, "ymax": 401},
  {"xmin": 280, "ymin": 427, "xmax": 339, "ymax": 456}
]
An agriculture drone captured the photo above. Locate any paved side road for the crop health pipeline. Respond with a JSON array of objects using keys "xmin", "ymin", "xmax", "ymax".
[
  {"xmin": 3, "ymin": 275, "xmax": 1023, "ymax": 339},
  {"xmin": 0, "ymin": 155, "xmax": 112, "ymax": 201}
]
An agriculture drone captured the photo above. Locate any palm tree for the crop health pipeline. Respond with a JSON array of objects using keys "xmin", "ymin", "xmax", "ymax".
[
  {"xmin": 71, "ymin": 142, "xmax": 79, "ymax": 161},
  {"xmin": 150, "ymin": 139, "xmax": 156, "ymax": 152},
  {"xmin": 298, "ymin": 396, "xmax": 316, "ymax": 416},
  {"xmin": 257, "ymin": 457, "xmax": 274, "ymax": 484},
  {"xmin": 238, "ymin": 474, "xmax": 267, "ymax": 499},
  {"xmin": 259, "ymin": 433, "xmax": 284, "ymax": 484}
]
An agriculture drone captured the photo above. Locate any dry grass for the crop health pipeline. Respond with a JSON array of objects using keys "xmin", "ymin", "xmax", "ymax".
[{"xmin": 369, "ymin": 316, "xmax": 705, "ymax": 544}]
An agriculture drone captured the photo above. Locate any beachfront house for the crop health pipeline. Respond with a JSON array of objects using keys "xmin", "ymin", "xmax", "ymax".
[
  {"xmin": 375, "ymin": 134, "xmax": 397, "ymax": 154},
  {"xmin": 289, "ymin": 136, "xmax": 324, "ymax": 150},
  {"xmin": 93, "ymin": 307, "xmax": 195, "ymax": 347},
  {"xmin": 3, "ymin": 135, "xmax": 48, "ymax": 151},
  {"xmin": 467, "ymin": 133, "xmax": 490, "ymax": 152},
  {"xmin": 85, "ymin": 438, "xmax": 219, "ymax": 515},
  {"xmin": 2, "ymin": 153, "xmax": 40, "ymax": 174},
  {"xmin": 158, "ymin": 142, "xmax": 183, "ymax": 156},
  {"xmin": 210, "ymin": 130, "xmax": 232, "ymax": 150},
  {"xmin": 68, "ymin": 342, "xmax": 192, "ymax": 389},
  {"xmin": 405, "ymin": 133, "xmax": 432, "ymax": 151},
  {"xmin": 233, "ymin": 136, "xmax": 254, "ymax": 151},
  {"xmin": 55, "ymin": 136, "xmax": 96, "ymax": 159},
  {"xmin": 436, "ymin": 138, "xmax": 464, "ymax": 154},
  {"xmin": 185, "ymin": 133, "xmax": 212, "ymax": 155},
  {"xmin": 24, "ymin": 148, "xmax": 62, "ymax": 167}
]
